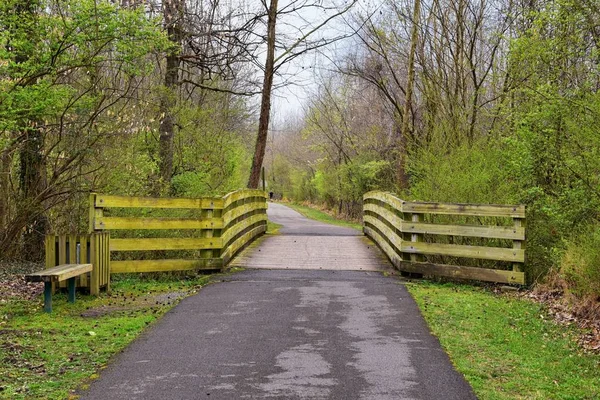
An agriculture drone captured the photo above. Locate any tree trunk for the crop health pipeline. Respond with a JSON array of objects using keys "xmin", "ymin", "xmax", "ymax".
[
  {"xmin": 397, "ymin": 0, "xmax": 421, "ymax": 191},
  {"xmin": 12, "ymin": 0, "xmax": 47, "ymax": 261},
  {"xmin": 20, "ymin": 127, "xmax": 48, "ymax": 261},
  {"xmin": 248, "ymin": 0, "xmax": 278, "ymax": 189},
  {"xmin": 158, "ymin": 0, "xmax": 184, "ymax": 189},
  {"xmin": 401, "ymin": 0, "xmax": 421, "ymax": 142}
]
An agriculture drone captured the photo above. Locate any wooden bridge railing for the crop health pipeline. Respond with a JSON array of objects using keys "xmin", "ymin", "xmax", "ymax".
[
  {"xmin": 45, "ymin": 189, "xmax": 267, "ymax": 294},
  {"xmin": 363, "ymin": 191, "xmax": 526, "ymax": 284},
  {"xmin": 89, "ymin": 189, "xmax": 267, "ymax": 274}
]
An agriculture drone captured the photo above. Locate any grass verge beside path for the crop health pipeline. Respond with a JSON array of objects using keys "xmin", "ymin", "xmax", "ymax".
[
  {"xmin": 0, "ymin": 272, "xmax": 228, "ymax": 399},
  {"xmin": 284, "ymin": 202, "xmax": 362, "ymax": 231},
  {"xmin": 407, "ymin": 281, "xmax": 600, "ymax": 400}
]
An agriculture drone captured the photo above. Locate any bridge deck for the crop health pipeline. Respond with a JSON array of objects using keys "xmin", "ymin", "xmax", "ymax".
[{"xmin": 230, "ymin": 202, "xmax": 392, "ymax": 272}]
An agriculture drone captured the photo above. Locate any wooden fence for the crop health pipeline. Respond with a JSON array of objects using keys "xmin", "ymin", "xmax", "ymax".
[
  {"xmin": 89, "ymin": 189, "xmax": 267, "ymax": 274},
  {"xmin": 45, "ymin": 233, "xmax": 110, "ymax": 295},
  {"xmin": 363, "ymin": 191, "xmax": 526, "ymax": 284}
]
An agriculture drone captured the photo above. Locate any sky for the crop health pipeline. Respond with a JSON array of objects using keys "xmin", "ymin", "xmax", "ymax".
[{"xmin": 265, "ymin": 0, "xmax": 375, "ymax": 124}]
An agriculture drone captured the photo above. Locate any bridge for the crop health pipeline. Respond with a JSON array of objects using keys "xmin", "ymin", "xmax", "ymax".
[{"xmin": 42, "ymin": 189, "xmax": 525, "ymax": 398}]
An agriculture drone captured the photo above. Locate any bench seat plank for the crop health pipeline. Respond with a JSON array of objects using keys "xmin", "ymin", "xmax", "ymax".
[{"xmin": 25, "ymin": 264, "xmax": 93, "ymax": 283}]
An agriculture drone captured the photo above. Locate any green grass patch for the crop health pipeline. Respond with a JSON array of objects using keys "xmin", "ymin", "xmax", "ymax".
[
  {"xmin": 285, "ymin": 202, "xmax": 362, "ymax": 231},
  {"xmin": 267, "ymin": 220, "xmax": 283, "ymax": 234},
  {"xmin": 0, "ymin": 273, "xmax": 215, "ymax": 399},
  {"xmin": 407, "ymin": 281, "xmax": 600, "ymax": 399}
]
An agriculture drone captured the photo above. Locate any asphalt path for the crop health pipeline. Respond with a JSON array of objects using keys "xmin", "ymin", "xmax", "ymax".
[{"xmin": 81, "ymin": 203, "xmax": 476, "ymax": 400}]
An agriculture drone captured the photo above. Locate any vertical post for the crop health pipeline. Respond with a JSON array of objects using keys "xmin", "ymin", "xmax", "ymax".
[
  {"xmin": 513, "ymin": 218, "xmax": 525, "ymax": 273},
  {"xmin": 44, "ymin": 282, "xmax": 52, "ymax": 313},
  {"xmin": 201, "ymin": 208, "xmax": 215, "ymax": 263},
  {"xmin": 78, "ymin": 238, "xmax": 88, "ymax": 287},
  {"xmin": 410, "ymin": 213, "xmax": 424, "ymax": 263},
  {"xmin": 105, "ymin": 233, "xmax": 111, "ymax": 292},
  {"xmin": 90, "ymin": 233, "xmax": 99, "ymax": 296},
  {"xmin": 89, "ymin": 193, "xmax": 97, "ymax": 233},
  {"xmin": 67, "ymin": 277, "xmax": 76, "ymax": 303}
]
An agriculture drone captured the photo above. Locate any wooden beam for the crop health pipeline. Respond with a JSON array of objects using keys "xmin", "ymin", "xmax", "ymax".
[
  {"xmin": 111, "ymin": 259, "xmax": 222, "ymax": 273},
  {"xmin": 26, "ymin": 264, "xmax": 93, "ymax": 283},
  {"xmin": 401, "ymin": 221, "xmax": 525, "ymax": 240},
  {"xmin": 95, "ymin": 195, "xmax": 224, "ymax": 209},
  {"xmin": 401, "ymin": 201, "xmax": 525, "ymax": 218},
  {"xmin": 94, "ymin": 217, "xmax": 223, "ymax": 230},
  {"xmin": 396, "ymin": 261, "xmax": 525, "ymax": 285},
  {"xmin": 400, "ymin": 241, "xmax": 525, "ymax": 262},
  {"xmin": 110, "ymin": 237, "xmax": 223, "ymax": 251}
]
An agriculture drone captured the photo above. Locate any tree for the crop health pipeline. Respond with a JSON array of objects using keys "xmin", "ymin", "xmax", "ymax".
[
  {"xmin": 0, "ymin": 0, "xmax": 169, "ymax": 259},
  {"xmin": 247, "ymin": 0, "xmax": 358, "ymax": 188}
]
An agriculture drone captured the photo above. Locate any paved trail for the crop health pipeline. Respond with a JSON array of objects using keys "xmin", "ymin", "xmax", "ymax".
[{"xmin": 82, "ymin": 203, "xmax": 475, "ymax": 400}]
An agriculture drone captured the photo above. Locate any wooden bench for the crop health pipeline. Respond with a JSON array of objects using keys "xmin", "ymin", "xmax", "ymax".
[{"xmin": 25, "ymin": 264, "xmax": 93, "ymax": 313}]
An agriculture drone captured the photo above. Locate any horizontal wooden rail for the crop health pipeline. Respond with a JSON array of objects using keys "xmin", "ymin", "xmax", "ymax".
[
  {"xmin": 363, "ymin": 191, "xmax": 526, "ymax": 285},
  {"xmin": 87, "ymin": 189, "xmax": 267, "ymax": 278},
  {"xmin": 95, "ymin": 195, "xmax": 224, "ymax": 209},
  {"xmin": 94, "ymin": 216, "xmax": 223, "ymax": 230}
]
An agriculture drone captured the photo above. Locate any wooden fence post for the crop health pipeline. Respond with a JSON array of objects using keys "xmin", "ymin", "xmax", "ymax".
[
  {"xmin": 513, "ymin": 217, "xmax": 525, "ymax": 273},
  {"xmin": 410, "ymin": 213, "xmax": 424, "ymax": 263}
]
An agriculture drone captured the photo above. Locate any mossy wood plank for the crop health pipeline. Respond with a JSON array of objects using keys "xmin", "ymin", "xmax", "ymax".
[
  {"xmin": 111, "ymin": 258, "xmax": 222, "ymax": 273},
  {"xmin": 94, "ymin": 217, "xmax": 223, "ymax": 230},
  {"xmin": 363, "ymin": 203, "xmax": 404, "ymax": 228},
  {"xmin": 25, "ymin": 264, "xmax": 93, "ymax": 283},
  {"xmin": 222, "ymin": 224, "xmax": 267, "ymax": 264},
  {"xmin": 363, "ymin": 215, "xmax": 403, "ymax": 247},
  {"xmin": 223, "ymin": 189, "xmax": 267, "ymax": 208},
  {"xmin": 402, "ymin": 201, "xmax": 525, "ymax": 218},
  {"xmin": 400, "ymin": 241, "xmax": 525, "ymax": 262},
  {"xmin": 110, "ymin": 237, "xmax": 223, "ymax": 251},
  {"xmin": 363, "ymin": 191, "xmax": 404, "ymax": 211},
  {"xmin": 396, "ymin": 261, "xmax": 525, "ymax": 285},
  {"xmin": 402, "ymin": 221, "xmax": 525, "ymax": 240},
  {"xmin": 95, "ymin": 195, "xmax": 223, "ymax": 209},
  {"xmin": 223, "ymin": 202, "xmax": 268, "ymax": 225},
  {"xmin": 363, "ymin": 226, "xmax": 404, "ymax": 265},
  {"xmin": 222, "ymin": 214, "xmax": 268, "ymax": 244},
  {"xmin": 79, "ymin": 235, "xmax": 88, "ymax": 287},
  {"xmin": 45, "ymin": 236, "xmax": 55, "ymax": 268},
  {"xmin": 90, "ymin": 235, "xmax": 99, "ymax": 295}
]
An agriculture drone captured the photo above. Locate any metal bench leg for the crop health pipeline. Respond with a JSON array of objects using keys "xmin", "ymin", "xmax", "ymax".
[
  {"xmin": 67, "ymin": 277, "xmax": 76, "ymax": 303},
  {"xmin": 44, "ymin": 282, "xmax": 52, "ymax": 313}
]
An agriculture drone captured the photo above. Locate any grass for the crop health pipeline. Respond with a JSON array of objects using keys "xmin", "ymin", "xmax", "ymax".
[
  {"xmin": 406, "ymin": 281, "xmax": 600, "ymax": 400},
  {"xmin": 0, "ymin": 273, "xmax": 217, "ymax": 399},
  {"xmin": 284, "ymin": 202, "xmax": 362, "ymax": 231},
  {"xmin": 266, "ymin": 220, "xmax": 283, "ymax": 234}
]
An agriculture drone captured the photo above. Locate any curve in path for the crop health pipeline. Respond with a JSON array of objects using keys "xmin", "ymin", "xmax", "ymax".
[{"xmin": 231, "ymin": 202, "xmax": 392, "ymax": 272}]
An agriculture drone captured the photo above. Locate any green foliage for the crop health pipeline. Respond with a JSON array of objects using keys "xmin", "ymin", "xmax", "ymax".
[
  {"xmin": 408, "ymin": 138, "xmax": 516, "ymax": 205},
  {"xmin": 559, "ymin": 225, "xmax": 600, "ymax": 298}
]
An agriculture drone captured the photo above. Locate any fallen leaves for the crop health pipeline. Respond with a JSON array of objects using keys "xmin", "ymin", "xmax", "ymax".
[{"xmin": 521, "ymin": 289, "xmax": 600, "ymax": 353}]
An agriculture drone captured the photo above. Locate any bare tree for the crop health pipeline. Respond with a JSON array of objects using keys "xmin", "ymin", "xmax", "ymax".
[{"xmin": 247, "ymin": 0, "xmax": 358, "ymax": 188}]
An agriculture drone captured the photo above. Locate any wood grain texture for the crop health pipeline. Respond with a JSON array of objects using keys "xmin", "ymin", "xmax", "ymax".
[
  {"xmin": 399, "ymin": 241, "xmax": 525, "ymax": 262},
  {"xmin": 95, "ymin": 195, "xmax": 223, "ymax": 209},
  {"xmin": 110, "ymin": 237, "xmax": 223, "ymax": 251},
  {"xmin": 223, "ymin": 189, "xmax": 267, "ymax": 208},
  {"xmin": 396, "ymin": 261, "xmax": 525, "ymax": 285},
  {"xmin": 401, "ymin": 201, "xmax": 525, "ymax": 218},
  {"xmin": 111, "ymin": 258, "xmax": 222, "ymax": 273},
  {"xmin": 95, "ymin": 217, "xmax": 223, "ymax": 230},
  {"xmin": 26, "ymin": 264, "xmax": 93, "ymax": 283}
]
